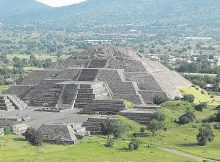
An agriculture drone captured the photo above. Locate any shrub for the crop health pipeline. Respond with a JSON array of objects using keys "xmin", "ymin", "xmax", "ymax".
[
  {"xmin": 179, "ymin": 116, "xmax": 190, "ymax": 124},
  {"xmin": 147, "ymin": 119, "xmax": 164, "ymax": 136},
  {"xmin": 197, "ymin": 126, "xmax": 214, "ymax": 146},
  {"xmin": 128, "ymin": 138, "xmax": 140, "ymax": 151},
  {"xmin": 214, "ymin": 123, "xmax": 220, "ymax": 130},
  {"xmin": 152, "ymin": 112, "xmax": 166, "ymax": 122},
  {"xmin": 216, "ymin": 105, "xmax": 220, "ymax": 110},
  {"xmin": 128, "ymin": 143, "xmax": 135, "ymax": 151},
  {"xmin": 140, "ymin": 127, "xmax": 145, "ymax": 133},
  {"xmin": 183, "ymin": 94, "xmax": 195, "ymax": 103},
  {"xmin": 24, "ymin": 127, "xmax": 43, "ymax": 146},
  {"xmin": 105, "ymin": 138, "xmax": 114, "ymax": 148},
  {"xmin": 4, "ymin": 123, "xmax": 13, "ymax": 135},
  {"xmin": 153, "ymin": 95, "xmax": 168, "ymax": 105},
  {"xmin": 175, "ymin": 96, "xmax": 181, "ymax": 100},
  {"xmin": 101, "ymin": 118, "xmax": 125, "ymax": 139},
  {"xmin": 194, "ymin": 102, "xmax": 207, "ymax": 111},
  {"xmin": 178, "ymin": 112, "xmax": 196, "ymax": 125},
  {"xmin": 216, "ymin": 110, "xmax": 220, "ymax": 122}
]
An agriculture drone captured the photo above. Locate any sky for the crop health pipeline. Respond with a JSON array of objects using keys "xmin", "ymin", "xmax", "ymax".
[{"xmin": 36, "ymin": 0, "xmax": 87, "ymax": 7}]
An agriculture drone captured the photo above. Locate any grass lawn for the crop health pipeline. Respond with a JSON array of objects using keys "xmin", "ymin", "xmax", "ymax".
[
  {"xmin": 0, "ymin": 135, "xmax": 197, "ymax": 162},
  {"xmin": 0, "ymin": 86, "xmax": 219, "ymax": 161},
  {"xmin": 179, "ymin": 86, "xmax": 220, "ymax": 105},
  {"xmin": 154, "ymin": 100, "xmax": 220, "ymax": 161}
]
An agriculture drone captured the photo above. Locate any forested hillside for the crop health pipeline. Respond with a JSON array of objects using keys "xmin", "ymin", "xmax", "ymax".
[{"xmin": 0, "ymin": 0, "xmax": 219, "ymax": 26}]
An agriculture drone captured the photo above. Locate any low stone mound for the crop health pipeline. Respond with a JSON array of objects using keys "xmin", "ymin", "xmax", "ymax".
[
  {"xmin": 119, "ymin": 109, "xmax": 156, "ymax": 125},
  {"xmin": 38, "ymin": 124, "xmax": 88, "ymax": 144},
  {"xmin": 82, "ymin": 116, "xmax": 117, "ymax": 135}
]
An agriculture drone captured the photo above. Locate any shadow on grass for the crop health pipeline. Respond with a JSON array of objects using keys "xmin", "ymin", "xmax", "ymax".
[
  {"xmin": 13, "ymin": 137, "xmax": 26, "ymax": 142},
  {"xmin": 176, "ymin": 143, "xmax": 198, "ymax": 147}
]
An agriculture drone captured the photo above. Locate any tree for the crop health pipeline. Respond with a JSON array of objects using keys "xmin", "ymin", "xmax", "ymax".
[
  {"xmin": 183, "ymin": 94, "xmax": 195, "ymax": 103},
  {"xmin": 128, "ymin": 138, "xmax": 140, "ymax": 151},
  {"xmin": 101, "ymin": 118, "xmax": 124, "ymax": 140},
  {"xmin": 195, "ymin": 102, "xmax": 207, "ymax": 111},
  {"xmin": 140, "ymin": 127, "xmax": 145, "ymax": 133},
  {"xmin": 153, "ymin": 95, "xmax": 168, "ymax": 105},
  {"xmin": 216, "ymin": 110, "xmax": 220, "ymax": 122},
  {"xmin": 178, "ymin": 112, "xmax": 196, "ymax": 125},
  {"xmin": 24, "ymin": 127, "xmax": 43, "ymax": 146},
  {"xmin": 197, "ymin": 126, "xmax": 214, "ymax": 146},
  {"xmin": 4, "ymin": 123, "xmax": 13, "ymax": 135},
  {"xmin": 43, "ymin": 58, "xmax": 52, "ymax": 68},
  {"xmin": 152, "ymin": 112, "xmax": 166, "ymax": 122},
  {"xmin": 147, "ymin": 119, "xmax": 164, "ymax": 136}
]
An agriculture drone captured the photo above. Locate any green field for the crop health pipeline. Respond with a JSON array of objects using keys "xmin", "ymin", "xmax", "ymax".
[
  {"xmin": 0, "ymin": 87, "xmax": 220, "ymax": 162},
  {"xmin": 180, "ymin": 86, "xmax": 220, "ymax": 105},
  {"xmin": 0, "ymin": 110, "xmax": 220, "ymax": 162}
]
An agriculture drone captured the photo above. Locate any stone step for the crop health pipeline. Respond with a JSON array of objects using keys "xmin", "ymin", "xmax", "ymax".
[
  {"xmin": 77, "ymin": 89, "xmax": 93, "ymax": 93},
  {"xmin": 80, "ymin": 84, "xmax": 91, "ymax": 89},
  {"xmin": 77, "ymin": 94, "xmax": 95, "ymax": 98}
]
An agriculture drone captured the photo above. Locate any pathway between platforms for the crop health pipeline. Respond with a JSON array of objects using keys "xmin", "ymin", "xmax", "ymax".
[{"xmin": 159, "ymin": 146, "xmax": 218, "ymax": 162}]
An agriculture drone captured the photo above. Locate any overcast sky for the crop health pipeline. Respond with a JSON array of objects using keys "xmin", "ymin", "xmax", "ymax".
[{"xmin": 36, "ymin": 0, "xmax": 87, "ymax": 7}]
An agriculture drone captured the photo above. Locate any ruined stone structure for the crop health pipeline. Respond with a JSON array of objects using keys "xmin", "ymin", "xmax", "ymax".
[
  {"xmin": 2, "ymin": 46, "xmax": 191, "ymax": 127},
  {"xmin": 38, "ymin": 123, "xmax": 89, "ymax": 144}
]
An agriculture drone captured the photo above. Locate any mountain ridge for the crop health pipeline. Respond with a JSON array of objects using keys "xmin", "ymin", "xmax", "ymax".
[{"xmin": 0, "ymin": 0, "xmax": 219, "ymax": 27}]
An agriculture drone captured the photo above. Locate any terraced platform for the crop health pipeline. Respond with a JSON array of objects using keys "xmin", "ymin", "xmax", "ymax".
[{"xmin": 2, "ymin": 46, "xmax": 191, "ymax": 125}]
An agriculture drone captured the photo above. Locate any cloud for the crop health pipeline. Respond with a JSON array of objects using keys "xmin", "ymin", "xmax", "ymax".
[{"xmin": 36, "ymin": 0, "xmax": 87, "ymax": 7}]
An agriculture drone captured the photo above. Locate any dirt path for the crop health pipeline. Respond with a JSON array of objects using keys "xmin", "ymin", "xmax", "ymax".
[{"xmin": 159, "ymin": 146, "xmax": 217, "ymax": 162}]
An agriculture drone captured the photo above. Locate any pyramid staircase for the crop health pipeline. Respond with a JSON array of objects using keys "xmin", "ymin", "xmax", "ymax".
[
  {"xmin": 0, "ymin": 95, "xmax": 27, "ymax": 111},
  {"xmin": 74, "ymin": 84, "xmax": 95, "ymax": 108}
]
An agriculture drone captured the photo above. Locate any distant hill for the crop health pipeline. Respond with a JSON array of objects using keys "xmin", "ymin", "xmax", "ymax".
[{"xmin": 0, "ymin": 0, "xmax": 219, "ymax": 27}]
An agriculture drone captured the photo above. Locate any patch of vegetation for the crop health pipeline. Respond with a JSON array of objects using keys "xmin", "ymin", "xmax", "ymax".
[
  {"xmin": 4, "ymin": 123, "xmax": 13, "ymax": 135},
  {"xmin": 180, "ymin": 86, "xmax": 220, "ymax": 105},
  {"xmin": 197, "ymin": 125, "xmax": 215, "ymax": 146},
  {"xmin": 183, "ymin": 94, "xmax": 195, "ymax": 103},
  {"xmin": 124, "ymin": 100, "xmax": 135, "ymax": 109},
  {"xmin": 128, "ymin": 138, "xmax": 140, "ymax": 151},
  {"xmin": 178, "ymin": 112, "xmax": 196, "ymax": 125},
  {"xmin": 24, "ymin": 127, "xmax": 44, "ymax": 146},
  {"xmin": 153, "ymin": 95, "xmax": 169, "ymax": 105},
  {"xmin": 194, "ymin": 102, "xmax": 208, "ymax": 111}
]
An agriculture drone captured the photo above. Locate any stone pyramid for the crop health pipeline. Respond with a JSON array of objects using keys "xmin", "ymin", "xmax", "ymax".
[{"xmin": 5, "ymin": 46, "xmax": 191, "ymax": 113}]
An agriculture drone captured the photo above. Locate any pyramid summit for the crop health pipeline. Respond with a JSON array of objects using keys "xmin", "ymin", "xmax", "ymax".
[{"xmin": 4, "ymin": 46, "xmax": 191, "ymax": 113}]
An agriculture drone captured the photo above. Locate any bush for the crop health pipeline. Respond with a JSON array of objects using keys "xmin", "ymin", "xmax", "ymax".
[
  {"xmin": 147, "ymin": 119, "xmax": 164, "ymax": 136},
  {"xmin": 214, "ymin": 123, "xmax": 220, "ymax": 130},
  {"xmin": 197, "ymin": 126, "xmax": 214, "ymax": 146},
  {"xmin": 175, "ymin": 96, "xmax": 181, "ymax": 100},
  {"xmin": 152, "ymin": 112, "xmax": 166, "ymax": 122},
  {"xmin": 140, "ymin": 127, "xmax": 145, "ymax": 133},
  {"xmin": 101, "ymin": 118, "xmax": 125, "ymax": 140},
  {"xmin": 216, "ymin": 105, "xmax": 220, "ymax": 110},
  {"xmin": 153, "ymin": 95, "xmax": 168, "ymax": 105},
  {"xmin": 216, "ymin": 110, "xmax": 220, "ymax": 122},
  {"xmin": 201, "ymin": 91, "xmax": 205, "ymax": 94},
  {"xmin": 4, "ymin": 123, "xmax": 13, "ymax": 135},
  {"xmin": 24, "ymin": 127, "xmax": 43, "ymax": 146},
  {"xmin": 178, "ymin": 112, "xmax": 196, "ymax": 125},
  {"xmin": 183, "ymin": 94, "xmax": 195, "ymax": 103},
  {"xmin": 128, "ymin": 143, "xmax": 135, "ymax": 151},
  {"xmin": 105, "ymin": 138, "xmax": 114, "ymax": 148},
  {"xmin": 194, "ymin": 102, "xmax": 207, "ymax": 111},
  {"xmin": 128, "ymin": 138, "xmax": 140, "ymax": 151}
]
